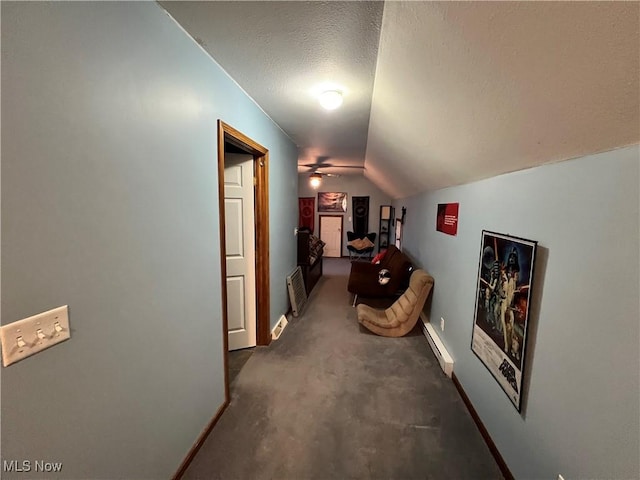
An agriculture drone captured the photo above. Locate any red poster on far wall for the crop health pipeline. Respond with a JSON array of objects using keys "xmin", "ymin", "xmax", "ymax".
[
  {"xmin": 299, "ymin": 197, "xmax": 315, "ymax": 233},
  {"xmin": 436, "ymin": 203, "xmax": 459, "ymax": 236}
]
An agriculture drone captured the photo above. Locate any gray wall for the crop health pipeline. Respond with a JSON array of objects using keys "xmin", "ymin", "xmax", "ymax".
[
  {"xmin": 298, "ymin": 174, "xmax": 393, "ymax": 256},
  {"xmin": 395, "ymin": 146, "xmax": 639, "ymax": 479},
  {"xmin": 1, "ymin": 2, "xmax": 298, "ymax": 479}
]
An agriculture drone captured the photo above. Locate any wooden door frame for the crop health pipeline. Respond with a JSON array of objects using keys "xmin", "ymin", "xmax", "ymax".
[
  {"xmin": 217, "ymin": 120, "xmax": 271, "ymax": 402},
  {"xmin": 319, "ymin": 214, "xmax": 344, "ymax": 257}
]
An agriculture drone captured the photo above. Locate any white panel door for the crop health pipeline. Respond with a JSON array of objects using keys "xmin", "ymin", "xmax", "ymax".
[
  {"xmin": 320, "ymin": 216, "xmax": 343, "ymax": 258},
  {"xmin": 224, "ymin": 153, "xmax": 256, "ymax": 351}
]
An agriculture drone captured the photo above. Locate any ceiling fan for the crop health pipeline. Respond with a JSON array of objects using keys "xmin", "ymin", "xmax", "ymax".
[
  {"xmin": 305, "ymin": 169, "xmax": 341, "ymax": 178},
  {"xmin": 302, "ymin": 156, "xmax": 366, "ymax": 187},
  {"xmin": 302, "ymin": 159, "xmax": 365, "ymax": 178}
]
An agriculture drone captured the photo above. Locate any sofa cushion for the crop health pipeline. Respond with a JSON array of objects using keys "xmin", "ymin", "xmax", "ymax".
[
  {"xmin": 348, "ymin": 237, "xmax": 375, "ymax": 250},
  {"xmin": 381, "ymin": 245, "xmax": 409, "ymax": 271}
]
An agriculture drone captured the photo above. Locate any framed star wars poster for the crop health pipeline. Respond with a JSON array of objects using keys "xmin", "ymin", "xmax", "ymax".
[{"xmin": 471, "ymin": 230, "xmax": 537, "ymax": 412}]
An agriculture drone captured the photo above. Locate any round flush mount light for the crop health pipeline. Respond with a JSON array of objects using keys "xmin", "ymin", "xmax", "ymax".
[
  {"xmin": 318, "ymin": 90, "xmax": 343, "ymax": 110},
  {"xmin": 309, "ymin": 173, "xmax": 322, "ymax": 188}
]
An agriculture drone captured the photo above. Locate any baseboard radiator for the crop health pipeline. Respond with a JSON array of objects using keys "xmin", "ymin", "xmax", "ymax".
[
  {"xmin": 286, "ymin": 267, "xmax": 308, "ymax": 317},
  {"xmin": 420, "ymin": 312, "xmax": 454, "ymax": 377}
]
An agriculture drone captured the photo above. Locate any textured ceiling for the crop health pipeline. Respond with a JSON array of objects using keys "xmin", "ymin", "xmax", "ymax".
[
  {"xmin": 161, "ymin": 1, "xmax": 639, "ymax": 199},
  {"xmin": 366, "ymin": 1, "xmax": 640, "ymax": 197},
  {"xmin": 160, "ymin": 0, "xmax": 383, "ymax": 176}
]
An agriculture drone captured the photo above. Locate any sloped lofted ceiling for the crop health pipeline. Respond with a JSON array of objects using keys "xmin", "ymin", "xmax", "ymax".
[
  {"xmin": 160, "ymin": 0, "xmax": 383, "ymax": 176},
  {"xmin": 366, "ymin": 1, "xmax": 640, "ymax": 197},
  {"xmin": 161, "ymin": 1, "xmax": 639, "ymax": 199}
]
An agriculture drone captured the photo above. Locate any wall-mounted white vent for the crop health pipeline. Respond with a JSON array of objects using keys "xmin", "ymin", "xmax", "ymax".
[
  {"xmin": 286, "ymin": 267, "xmax": 307, "ymax": 317},
  {"xmin": 271, "ymin": 315, "xmax": 289, "ymax": 340},
  {"xmin": 420, "ymin": 312, "xmax": 454, "ymax": 377}
]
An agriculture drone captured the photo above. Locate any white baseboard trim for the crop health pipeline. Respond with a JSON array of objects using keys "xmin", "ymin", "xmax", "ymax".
[{"xmin": 420, "ymin": 312, "xmax": 454, "ymax": 377}]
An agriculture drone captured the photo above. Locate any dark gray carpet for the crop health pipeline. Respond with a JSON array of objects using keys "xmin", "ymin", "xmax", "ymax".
[
  {"xmin": 185, "ymin": 258, "xmax": 503, "ymax": 480},
  {"xmin": 228, "ymin": 347, "xmax": 255, "ymax": 387}
]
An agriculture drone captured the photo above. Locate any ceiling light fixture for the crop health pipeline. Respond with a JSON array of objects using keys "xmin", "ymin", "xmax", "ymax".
[
  {"xmin": 318, "ymin": 90, "xmax": 343, "ymax": 110},
  {"xmin": 309, "ymin": 173, "xmax": 322, "ymax": 188}
]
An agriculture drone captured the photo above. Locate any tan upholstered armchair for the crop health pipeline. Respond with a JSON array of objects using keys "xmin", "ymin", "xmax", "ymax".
[{"xmin": 356, "ymin": 269, "xmax": 434, "ymax": 337}]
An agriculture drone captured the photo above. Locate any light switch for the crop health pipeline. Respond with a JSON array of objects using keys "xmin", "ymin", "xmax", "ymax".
[{"xmin": 0, "ymin": 306, "xmax": 71, "ymax": 367}]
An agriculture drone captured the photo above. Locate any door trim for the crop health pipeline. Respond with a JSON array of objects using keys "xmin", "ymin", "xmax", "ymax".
[
  {"xmin": 217, "ymin": 120, "xmax": 271, "ymax": 402},
  {"xmin": 319, "ymin": 215, "xmax": 344, "ymax": 257}
]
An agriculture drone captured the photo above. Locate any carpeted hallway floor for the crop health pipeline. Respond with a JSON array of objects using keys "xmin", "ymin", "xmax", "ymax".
[{"xmin": 184, "ymin": 258, "xmax": 503, "ymax": 479}]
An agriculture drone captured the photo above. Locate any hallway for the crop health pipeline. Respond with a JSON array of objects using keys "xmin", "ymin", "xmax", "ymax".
[{"xmin": 184, "ymin": 258, "xmax": 502, "ymax": 479}]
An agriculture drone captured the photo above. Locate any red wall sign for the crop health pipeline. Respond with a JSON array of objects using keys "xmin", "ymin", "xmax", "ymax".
[
  {"xmin": 436, "ymin": 203, "xmax": 459, "ymax": 236},
  {"xmin": 299, "ymin": 197, "xmax": 315, "ymax": 233}
]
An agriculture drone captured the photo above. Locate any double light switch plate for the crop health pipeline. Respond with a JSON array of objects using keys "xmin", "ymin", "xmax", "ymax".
[{"xmin": 0, "ymin": 306, "xmax": 71, "ymax": 367}]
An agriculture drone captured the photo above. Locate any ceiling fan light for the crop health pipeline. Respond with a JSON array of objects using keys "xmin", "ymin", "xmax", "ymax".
[
  {"xmin": 318, "ymin": 90, "xmax": 343, "ymax": 110},
  {"xmin": 309, "ymin": 173, "xmax": 322, "ymax": 188}
]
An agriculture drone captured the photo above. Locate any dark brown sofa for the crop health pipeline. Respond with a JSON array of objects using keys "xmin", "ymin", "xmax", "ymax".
[{"xmin": 347, "ymin": 245, "xmax": 414, "ymax": 305}]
